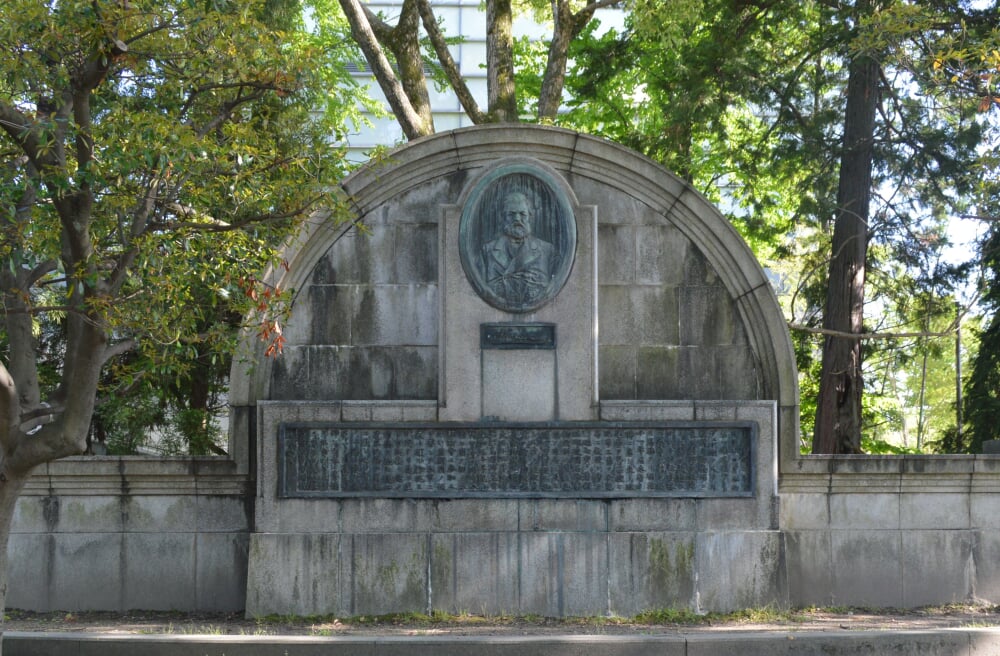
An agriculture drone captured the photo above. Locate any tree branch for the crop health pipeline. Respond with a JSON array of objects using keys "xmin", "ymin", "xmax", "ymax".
[
  {"xmin": 416, "ymin": 0, "xmax": 487, "ymax": 124},
  {"xmin": 339, "ymin": 0, "xmax": 431, "ymax": 139},
  {"xmin": 789, "ymin": 322, "xmax": 956, "ymax": 340},
  {"xmin": 0, "ymin": 103, "xmax": 58, "ymax": 171}
]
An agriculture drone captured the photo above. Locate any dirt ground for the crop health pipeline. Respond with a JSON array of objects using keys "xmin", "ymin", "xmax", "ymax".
[{"xmin": 6, "ymin": 604, "xmax": 1000, "ymax": 637}]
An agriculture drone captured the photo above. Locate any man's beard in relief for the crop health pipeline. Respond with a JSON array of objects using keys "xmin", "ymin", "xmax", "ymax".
[{"xmin": 504, "ymin": 221, "xmax": 529, "ymax": 241}]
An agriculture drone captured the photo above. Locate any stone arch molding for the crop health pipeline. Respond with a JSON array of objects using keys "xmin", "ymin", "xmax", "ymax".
[{"xmin": 228, "ymin": 124, "xmax": 799, "ymax": 462}]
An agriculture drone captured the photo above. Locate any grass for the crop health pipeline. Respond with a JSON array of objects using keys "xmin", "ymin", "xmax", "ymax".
[
  {"xmin": 11, "ymin": 603, "xmax": 1000, "ymax": 636},
  {"xmin": 251, "ymin": 605, "xmax": 821, "ymax": 631}
]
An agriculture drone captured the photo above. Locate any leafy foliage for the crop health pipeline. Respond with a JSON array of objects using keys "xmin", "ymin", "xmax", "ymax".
[
  {"xmin": 559, "ymin": 0, "xmax": 996, "ymax": 452},
  {"xmin": 0, "ymin": 0, "xmax": 366, "ymax": 455}
]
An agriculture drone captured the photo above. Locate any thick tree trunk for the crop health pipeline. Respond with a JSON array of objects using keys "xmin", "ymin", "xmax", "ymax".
[
  {"xmin": 812, "ymin": 34, "xmax": 880, "ymax": 454},
  {"xmin": 0, "ymin": 471, "xmax": 30, "ymax": 656},
  {"xmin": 486, "ymin": 0, "xmax": 517, "ymax": 121}
]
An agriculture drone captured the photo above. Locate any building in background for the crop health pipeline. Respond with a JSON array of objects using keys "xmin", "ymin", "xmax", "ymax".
[{"xmin": 343, "ymin": 0, "xmax": 624, "ymax": 161}]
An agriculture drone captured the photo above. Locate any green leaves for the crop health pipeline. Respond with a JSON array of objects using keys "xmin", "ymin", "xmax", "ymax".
[{"xmin": 1, "ymin": 0, "xmax": 365, "ymax": 454}]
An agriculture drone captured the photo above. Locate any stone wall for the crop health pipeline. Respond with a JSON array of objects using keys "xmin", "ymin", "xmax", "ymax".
[
  {"xmin": 247, "ymin": 400, "xmax": 781, "ymax": 617},
  {"xmin": 781, "ymin": 456, "xmax": 1000, "ymax": 608},
  {"xmin": 8, "ymin": 458, "xmax": 250, "ymax": 612}
]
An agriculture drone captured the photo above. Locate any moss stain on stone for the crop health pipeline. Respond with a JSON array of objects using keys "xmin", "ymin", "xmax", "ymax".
[{"xmin": 647, "ymin": 537, "xmax": 694, "ymax": 602}]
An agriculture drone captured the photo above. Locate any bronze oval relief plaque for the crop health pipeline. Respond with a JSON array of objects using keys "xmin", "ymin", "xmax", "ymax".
[{"xmin": 459, "ymin": 165, "xmax": 576, "ymax": 313}]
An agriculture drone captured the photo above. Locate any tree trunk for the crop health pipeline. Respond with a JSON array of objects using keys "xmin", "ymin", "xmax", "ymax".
[
  {"xmin": 338, "ymin": 0, "xmax": 432, "ymax": 139},
  {"xmin": 812, "ymin": 27, "xmax": 880, "ymax": 454},
  {"xmin": 387, "ymin": 0, "xmax": 435, "ymax": 134},
  {"xmin": 537, "ymin": 0, "xmax": 575, "ymax": 121},
  {"xmin": 0, "ymin": 471, "xmax": 30, "ymax": 656},
  {"xmin": 486, "ymin": 0, "xmax": 517, "ymax": 121}
]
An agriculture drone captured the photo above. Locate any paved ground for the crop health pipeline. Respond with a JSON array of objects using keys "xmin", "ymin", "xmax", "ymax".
[{"xmin": 7, "ymin": 604, "xmax": 1000, "ymax": 637}]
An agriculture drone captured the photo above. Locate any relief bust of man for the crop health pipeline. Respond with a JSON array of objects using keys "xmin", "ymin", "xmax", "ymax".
[
  {"xmin": 458, "ymin": 165, "xmax": 576, "ymax": 314},
  {"xmin": 480, "ymin": 192, "xmax": 554, "ymax": 307}
]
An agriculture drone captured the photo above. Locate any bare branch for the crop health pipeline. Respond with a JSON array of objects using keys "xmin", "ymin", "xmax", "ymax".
[
  {"xmin": 789, "ymin": 322, "xmax": 957, "ymax": 340},
  {"xmin": 149, "ymin": 201, "xmax": 320, "ymax": 233},
  {"xmin": 102, "ymin": 339, "xmax": 137, "ymax": 364},
  {"xmin": 416, "ymin": 0, "xmax": 486, "ymax": 124},
  {"xmin": 24, "ymin": 259, "xmax": 58, "ymax": 288},
  {"xmin": 194, "ymin": 89, "xmax": 269, "ymax": 138}
]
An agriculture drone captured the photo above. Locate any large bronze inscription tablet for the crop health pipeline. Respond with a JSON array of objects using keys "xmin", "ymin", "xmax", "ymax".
[{"xmin": 277, "ymin": 423, "xmax": 755, "ymax": 498}]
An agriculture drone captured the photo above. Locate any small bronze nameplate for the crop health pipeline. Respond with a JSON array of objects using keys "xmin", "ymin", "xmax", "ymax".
[{"xmin": 481, "ymin": 323, "xmax": 556, "ymax": 350}]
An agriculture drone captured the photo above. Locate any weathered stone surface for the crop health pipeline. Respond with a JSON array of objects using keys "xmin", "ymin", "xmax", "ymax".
[
  {"xmin": 599, "ymin": 345, "xmax": 637, "ymax": 399},
  {"xmin": 7, "ymin": 534, "xmax": 51, "ymax": 610},
  {"xmin": 518, "ymin": 532, "xmax": 608, "ymax": 616},
  {"xmin": 481, "ymin": 349, "xmax": 556, "ymax": 420},
  {"xmin": 973, "ymin": 529, "xmax": 1000, "ymax": 601},
  {"xmin": 430, "ymin": 533, "xmax": 518, "ymax": 612},
  {"xmin": 635, "ymin": 346, "xmax": 681, "ymax": 398},
  {"xmin": 830, "ymin": 530, "xmax": 903, "ymax": 607},
  {"xmin": 782, "ymin": 530, "xmax": 835, "ymax": 607},
  {"xmin": 124, "ymin": 533, "xmax": 197, "ymax": 610},
  {"xmin": 609, "ymin": 532, "xmax": 696, "ymax": 615},
  {"xmin": 123, "ymin": 496, "xmax": 197, "ymax": 532},
  {"xmin": 829, "ymin": 494, "xmax": 901, "ymax": 530},
  {"xmin": 598, "ymin": 285, "xmax": 679, "ymax": 346},
  {"xmin": 195, "ymin": 533, "xmax": 249, "ymax": 611},
  {"xmin": 636, "ymin": 224, "xmax": 687, "ymax": 286},
  {"xmin": 350, "ymin": 534, "xmax": 428, "ymax": 615},
  {"xmin": 695, "ymin": 531, "xmax": 785, "ymax": 612},
  {"xmin": 246, "ymin": 533, "xmax": 346, "ymax": 616},
  {"xmin": 608, "ymin": 498, "xmax": 697, "ymax": 532},
  {"xmin": 901, "ymin": 530, "xmax": 974, "ymax": 606},
  {"xmin": 679, "ymin": 286, "xmax": 736, "ymax": 347},
  {"xmin": 519, "ymin": 499, "xmax": 608, "ymax": 532},
  {"xmin": 598, "ymin": 224, "xmax": 636, "ymax": 284},
  {"xmin": 392, "ymin": 223, "xmax": 438, "ymax": 283},
  {"xmin": 52, "ymin": 533, "xmax": 124, "ymax": 610},
  {"xmin": 268, "ymin": 346, "xmax": 313, "ymax": 400}
]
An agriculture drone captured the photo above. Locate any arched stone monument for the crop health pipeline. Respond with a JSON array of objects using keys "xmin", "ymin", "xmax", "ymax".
[{"xmin": 232, "ymin": 125, "xmax": 799, "ymax": 617}]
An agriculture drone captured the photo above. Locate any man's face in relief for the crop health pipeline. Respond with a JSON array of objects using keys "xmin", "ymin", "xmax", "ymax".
[{"xmin": 501, "ymin": 194, "xmax": 532, "ymax": 242}]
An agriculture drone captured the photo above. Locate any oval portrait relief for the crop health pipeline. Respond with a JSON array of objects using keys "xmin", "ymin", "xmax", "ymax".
[{"xmin": 458, "ymin": 165, "xmax": 577, "ymax": 314}]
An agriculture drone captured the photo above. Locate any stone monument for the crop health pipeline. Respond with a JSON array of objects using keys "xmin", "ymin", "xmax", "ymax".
[{"xmin": 232, "ymin": 125, "xmax": 798, "ymax": 617}]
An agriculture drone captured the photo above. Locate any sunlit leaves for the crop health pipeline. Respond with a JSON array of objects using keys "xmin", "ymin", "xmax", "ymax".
[{"xmin": 1, "ymin": 0, "xmax": 366, "ymax": 453}]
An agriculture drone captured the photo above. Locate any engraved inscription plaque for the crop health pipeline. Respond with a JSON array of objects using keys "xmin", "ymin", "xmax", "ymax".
[
  {"xmin": 481, "ymin": 323, "xmax": 556, "ymax": 350},
  {"xmin": 459, "ymin": 163, "xmax": 576, "ymax": 313},
  {"xmin": 278, "ymin": 423, "xmax": 755, "ymax": 498}
]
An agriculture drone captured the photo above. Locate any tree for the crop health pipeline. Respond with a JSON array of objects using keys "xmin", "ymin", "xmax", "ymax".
[
  {"xmin": 0, "ymin": 0, "xmax": 362, "ymax": 648},
  {"xmin": 333, "ymin": 0, "xmax": 621, "ymax": 132},
  {"xmin": 812, "ymin": 0, "xmax": 881, "ymax": 454},
  {"xmin": 559, "ymin": 0, "xmax": 993, "ymax": 453}
]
